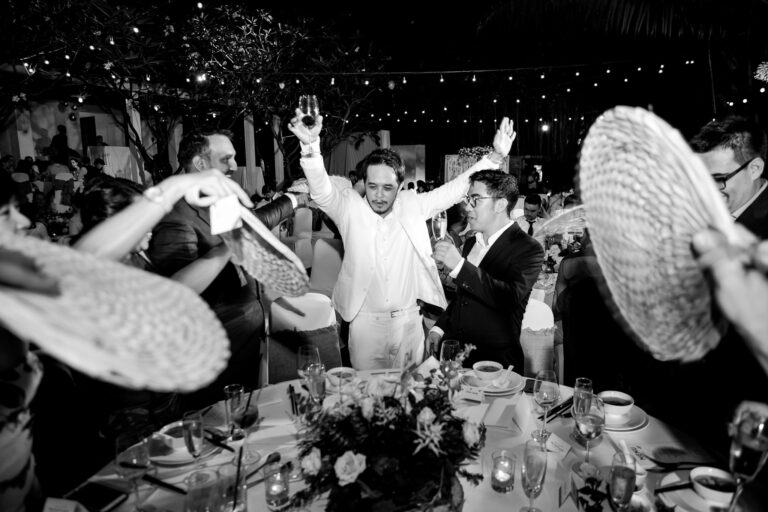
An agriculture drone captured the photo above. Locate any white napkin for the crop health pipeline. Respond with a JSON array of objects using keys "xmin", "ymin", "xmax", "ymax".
[
  {"xmin": 454, "ymin": 403, "xmax": 489, "ymax": 425},
  {"xmin": 417, "ymin": 356, "xmax": 440, "ymax": 379},
  {"xmin": 483, "ymin": 397, "xmax": 522, "ymax": 433}
]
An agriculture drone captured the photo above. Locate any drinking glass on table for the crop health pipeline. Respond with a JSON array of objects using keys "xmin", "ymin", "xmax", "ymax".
[
  {"xmin": 520, "ymin": 438, "xmax": 548, "ymax": 512},
  {"xmin": 182, "ymin": 410, "xmax": 206, "ymax": 467},
  {"xmin": 439, "ymin": 339, "xmax": 462, "ymax": 386},
  {"xmin": 306, "ymin": 363, "xmax": 327, "ymax": 406},
  {"xmin": 297, "ymin": 345, "xmax": 322, "ymax": 379},
  {"xmin": 572, "ymin": 377, "xmax": 593, "ymax": 411},
  {"xmin": 532, "ymin": 369, "xmax": 560, "ymax": 441},
  {"xmin": 224, "ymin": 384, "xmax": 246, "ymax": 441},
  {"xmin": 727, "ymin": 402, "xmax": 768, "ymax": 512},
  {"xmin": 571, "ymin": 393, "xmax": 605, "ymax": 478},
  {"xmin": 115, "ymin": 431, "xmax": 152, "ymax": 511},
  {"xmin": 609, "ymin": 451, "xmax": 636, "ymax": 512}
]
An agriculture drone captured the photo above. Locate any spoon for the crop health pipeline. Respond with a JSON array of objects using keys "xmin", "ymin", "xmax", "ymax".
[{"xmin": 245, "ymin": 451, "xmax": 280, "ymax": 481}]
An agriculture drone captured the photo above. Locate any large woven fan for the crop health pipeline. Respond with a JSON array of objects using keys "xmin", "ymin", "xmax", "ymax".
[
  {"xmin": 0, "ymin": 230, "xmax": 229, "ymax": 391},
  {"xmin": 579, "ymin": 106, "xmax": 737, "ymax": 362},
  {"xmin": 533, "ymin": 205, "xmax": 587, "ymax": 246},
  {"xmin": 223, "ymin": 207, "xmax": 310, "ymax": 297}
]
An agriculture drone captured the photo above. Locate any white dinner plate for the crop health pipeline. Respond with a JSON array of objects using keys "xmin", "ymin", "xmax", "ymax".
[
  {"xmin": 658, "ymin": 471, "xmax": 731, "ymax": 511},
  {"xmin": 148, "ymin": 421, "xmax": 221, "ymax": 466},
  {"xmin": 604, "ymin": 406, "xmax": 649, "ymax": 432},
  {"xmin": 460, "ymin": 370, "xmax": 525, "ymax": 396}
]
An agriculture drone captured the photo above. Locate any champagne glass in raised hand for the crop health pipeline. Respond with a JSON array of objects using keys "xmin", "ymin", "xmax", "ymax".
[
  {"xmin": 431, "ymin": 210, "xmax": 448, "ymax": 242},
  {"xmin": 571, "ymin": 393, "xmax": 605, "ymax": 478},
  {"xmin": 298, "ymin": 95, "xmax": 319, "ymax": 128},
  {"xmin": 183, "ymin": 411, "xmax": 206, "ymax": 467},
  {"xmin": 520, "ymin": 438, "xmax": 548, "ymax": 512},
  {"xmin": 115, "ymin": 431, "xmax": 152, "ymax": 511},
  {"xmin": 533, "ymin": 369, "xmax": 560, "ymax": 441},
  {"xmin": 728, "ymin": 402, "xmax": 768, "ymax": 512}
]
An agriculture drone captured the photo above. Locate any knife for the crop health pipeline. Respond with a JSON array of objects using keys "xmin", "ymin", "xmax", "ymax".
[
  {"xmin": 204, "ymin": 434, "xmax": 235, "ymax": 453},
  {"xmin": 288, "ymin": 385, "xmax": 297, "ymax": 415},
  {"xmin": 654, "ymin": 481, "xmax": 692, "ymax": 494},
  {"xmin": 142, "ymin": 474, "xmax": 187, "ymax": 495},
  {"xmin": 538, "ymin": 396, "xmax": 573, "ymax": 422}
]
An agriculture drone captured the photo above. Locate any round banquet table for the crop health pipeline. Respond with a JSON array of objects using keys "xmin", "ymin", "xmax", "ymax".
[{"xmin": 88, "ymin": 369, "xmax": 758, "ymax": 512}]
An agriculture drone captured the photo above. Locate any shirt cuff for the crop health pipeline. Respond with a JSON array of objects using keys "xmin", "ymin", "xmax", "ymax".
[
  {"xmin": 284, "ymin": 193, "xmax": 298, "ymax": 209},
  {"xmin": 449, "ymin": 258, "xmax": 465, "ymax": 279},
  {"xmin": 429, "ymin": 326, "xmax": 445, "ymax": 338},
  {"xmin": 300, "ymin": 139, "xmax": 322, "ymax": 157}
]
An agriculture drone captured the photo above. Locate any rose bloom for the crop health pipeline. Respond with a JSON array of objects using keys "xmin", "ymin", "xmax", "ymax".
[
  {"xmin": 301, "ymin": 447, "xmax": 323, "ymax": 476},
  {"xmin": 417, "ymin": 407, "xmax": 436, "ymax": 425},
  {"xmin": 463, "ymin": 422, "xmax": 480, "ymax": 446},
  {"xmin": 360, "ymin": 397, "xmax": 376, "ymax": 420},
  {"xmin": 334, "ymin": 451, "xmax": 367, "ymax": 487}
]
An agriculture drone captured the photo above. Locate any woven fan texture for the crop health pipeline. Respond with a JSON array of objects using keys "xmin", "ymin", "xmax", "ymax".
[
  {"xmin": 534, "ymin": 205, "xmax": 587, "ymax": 245},
  {"xmin": 224, "ymin": 207, "xmax": 309, "ymax": 297},
  {"xmin": 0, "ymin": 230, "xmax": 229, "ymax": 391},
  {"xmin": 579, "ymin": 106, "xmax": 735, "ymax": 362}
]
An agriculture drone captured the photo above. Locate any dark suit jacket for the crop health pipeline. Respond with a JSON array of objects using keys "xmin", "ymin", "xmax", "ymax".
[
  {"xmin": 435, "ymin": 223, "xmax": 544, "ymax": 369},
  {"xmin": 736, "ymin": 185, "xmax": 768, "ymax": 239}
]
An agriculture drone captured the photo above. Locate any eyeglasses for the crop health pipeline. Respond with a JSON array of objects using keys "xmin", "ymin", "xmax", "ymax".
[
  {"xmin": 712, "ymin": 158, "xmax": 755, "ymax": 191},
  {"xmin": 464, "ymin": 194, "xmax": 500, "ymax": 207}
]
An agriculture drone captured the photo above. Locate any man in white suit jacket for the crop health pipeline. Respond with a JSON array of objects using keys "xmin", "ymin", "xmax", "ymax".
[{"xmin": 288, "ymin": 112, "xmax": 516, "ymax": 369}]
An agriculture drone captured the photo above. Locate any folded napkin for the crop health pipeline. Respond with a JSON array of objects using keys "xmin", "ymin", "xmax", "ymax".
[
  {"xmin": 483, "ymin": 398, "xmax": 522, "ymax": 434},
  {"xmin": 417, "ymin": 356, "xmax": 440, "ymax": 379},
  {"xmin": 454, "ymin": 403, "xmax": 489, "ymax": 425}
]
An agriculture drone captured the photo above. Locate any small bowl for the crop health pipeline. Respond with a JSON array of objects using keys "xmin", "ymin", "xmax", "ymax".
[
  {"xmin": 326, "ymin": 366, "xmax": 357, "ymax": 388},
  {"xmin": 472, "ymin": 361, "xmax": 503, "ymax": 381},
  {"xmin": 598, "ymin": 390, "xmax": 634, "ymax": 418},
  {"xmin": 690, "ymin": 466, "xmax": 736, "ymax": 506}
]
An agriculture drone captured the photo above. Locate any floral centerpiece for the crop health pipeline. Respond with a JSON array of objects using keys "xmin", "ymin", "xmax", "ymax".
[
  {"xmin": 457, "ymin": 146, "xmax": 493, "ymax": 160},
  {"xmin": 290, "ymin": 355, "xmax": 486, "ymax": 511}
]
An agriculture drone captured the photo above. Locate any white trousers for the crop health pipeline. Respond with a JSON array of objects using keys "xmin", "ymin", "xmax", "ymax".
[{"xmin": 349, "ymin": 306, "xmax": 424, "ymax": 370}]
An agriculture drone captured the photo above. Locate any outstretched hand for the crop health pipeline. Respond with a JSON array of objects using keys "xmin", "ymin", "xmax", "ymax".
[
  {"xmin": 287, "ymin": 108, "xmax": 324, "ymax": 145},
  {"xmin": 492, "ymin": 117, "xmax": 516, "ymax": 157},
  {"xmin": 180, "ymin": 169, "xmax": 254, "ymax": 208}
]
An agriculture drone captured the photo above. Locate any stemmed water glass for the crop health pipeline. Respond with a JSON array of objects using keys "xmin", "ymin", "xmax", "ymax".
[
  {"xmin": 297, "ymin": 345, "xmax": 322, "ymax": 379},
  {"xmin": 727, "ymin": 402, "xmax": 768, "ymax": 512},
  {"xmin": 520, "ymin": 438, "xmax": 548, "ymax": 512},
  {"xmin": 533, "ymin": 370, "xmax": 560, "ymax": 441},
  {"xmin": 571, "ymin": 393, "xmax": 605, "ymax": 477},
  {"xmin": 609, "ymin": 451, "xmax": 636, "ymax": 511},
  {"xmin": 439, "ymin": 339, "xmax": 462, "ymax": 388},
  {"xmin": 182, "ymin": 410, "xmax": 206, "ymax": 467},
  {"xmin": 115, "ymin": 431, "xmax": 152, "ymax": 511}
]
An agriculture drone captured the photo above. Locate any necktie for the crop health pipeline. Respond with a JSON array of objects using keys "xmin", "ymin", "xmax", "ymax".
[{"xmin": 528, "ymin": 220, "xmax": 535, "ymax": 236}]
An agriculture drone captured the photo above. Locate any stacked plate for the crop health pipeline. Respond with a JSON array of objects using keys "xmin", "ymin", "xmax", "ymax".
[{"xmin": 459, "ymin": 370, "xmax": 525, "ymax": 396}]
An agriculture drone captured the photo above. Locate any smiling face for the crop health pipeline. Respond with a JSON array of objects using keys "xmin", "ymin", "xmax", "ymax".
[
  {"xmin": 365, "ymin": 164, "xmax": 401, "ymax": 216},
  {"xmin": 699, "ymin": 147, "xmax": 764, "ymax": 213}
]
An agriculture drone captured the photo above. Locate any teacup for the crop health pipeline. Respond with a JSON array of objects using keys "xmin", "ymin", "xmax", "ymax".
[
  {"xmin": 472, "ymin": 361, "xmax": 503, "ymax": 381},
  {"xmin": 598, "ymin": 390, "xmax": 634, "ymax": 418},
  {"xmin": 690, "ymin": 466, "xmax": 736, "ymax": 506}
]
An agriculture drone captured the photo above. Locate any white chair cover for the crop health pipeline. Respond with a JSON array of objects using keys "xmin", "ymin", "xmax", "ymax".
[
  {"xmin": 293, "ymin": 207, "xmax": 313, "ymax": 239},
  {"xmin": 294, "ymin": 238, "xmax": 314, "ymax": 270},
  {"xmin": 520, "ymin": 299, "xmax": 556, "ymax": 378}
]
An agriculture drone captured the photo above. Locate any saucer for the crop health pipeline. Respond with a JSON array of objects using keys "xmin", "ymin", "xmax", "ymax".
[
  {"xmin": 460, "ymin": 371, "xmax": 524, "ymax": 396},
  {"xmin": 604, "ymin": 406, "xmax": 649, "ymax": 432},
  {"xmin": 658, "ymin": 471, "xmax": 728, "ymax": 512}
]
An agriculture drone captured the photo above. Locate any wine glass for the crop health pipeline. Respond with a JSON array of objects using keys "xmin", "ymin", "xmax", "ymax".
[
  {"xmin": 337, "ymin": 367, "xmax": 358, "ymax": 403},
  {"xmin": 431, "ymin": 210, "xmax": 448, "ymax": 242},
  {"xmin": 297, "ymin": 345, "xmax": 322, "ymax": 380},
  {"xmin": 299, "ymin": 95, "xmax": 319, "ymax": 128},
  {"xmin": 609, "ymin": 451, "xmax": 636, "ymax": 511},
  {"xmin": 439, "ymin": 339, "xmax": 462, "ymax": 384},
  {"xmin": 533, "ymin": 370, "xmax": 560, "ymax": 441},
  {"xmin": 727, "ymin": 402, "xmax": 768, "ymax": 512},
  {"xmin": 224, "ymin": 384, "xmax": 246, "ymax": 441},
  {"xmin": 182, "ymin": 410, "xmax": 206, "ymax": 467},
  {"xmin": 520, "ymin": 438, "xmax": 548, "ymax": 512},
  {"xmin": 115, "ymin": 431, "xmax": 152, "ymax": 511},
  {"xmin": 571, "ymin": 393, "xmax": 605, "ymax": 477}
]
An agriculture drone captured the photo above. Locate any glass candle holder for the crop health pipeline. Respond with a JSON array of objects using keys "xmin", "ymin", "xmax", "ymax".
[
  {"xmin": 491, "ymin": 449, "xmax": 516, "ymax": 493},
  {"xmin": 184, "ymin": 469, "xmax": 220, "ymax": 512},
  {"xmin": 218, "ymin": 462, "xmax": 247, "ymax": 512},
  {"xmin": 264, "ymin": 462, "xmax": 290, "ymax": 511}
]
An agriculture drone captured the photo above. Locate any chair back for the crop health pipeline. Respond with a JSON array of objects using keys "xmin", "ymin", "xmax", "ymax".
[
  {"xmin": 293, "ymin": 207, "xmax": 313, "ymax": 239},
  {"xmin": 265, "ymin": 292, "xmax": 342, "ymax": 384},
  {"xmin": 294, "ymin": 238, "xmax": 314, "ymax": 270},
  {"xmin": 309, "ymin": 238, "xmax": 344, "ymax": 298},
  {"xmin": 520, "ymin": 299, "xmax": 555, "ymax": 378}
]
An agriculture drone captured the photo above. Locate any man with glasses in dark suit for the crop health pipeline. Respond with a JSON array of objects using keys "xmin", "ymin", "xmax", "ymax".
[{"xmin": 691, "ymin": 116, "xmax": 768, "ymax": 238}]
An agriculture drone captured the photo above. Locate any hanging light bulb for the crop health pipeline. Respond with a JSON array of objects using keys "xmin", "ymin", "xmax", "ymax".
[
  {"xmin": 89, "ymin": 45, "xmax": 95, "ymax": 50},
  {"xmin": 64, "ymin": 54, "xmax": 70, "ymax": 60},
  {"xmin": 508, "ymin": 75, "xmax": 513, "ymax": 81},
  {"xmin": 145, "ymin": 74, "xmax": 150, "ymax": 82},
  {"xmin": 471, "ymin": 74, "xmax": 476, "ymax": 82},
  {"xmin": 575, "ymin": 71, "xmax": 580, "ymax": 76},
  {"xmin": 541, "ymin": 123, "xmax": 550, "ymax": 132},
  {"xmin": 77, "ymin": 95, "xmax": 84, "ymax": 103},
  {"xmin": 44, "ymin": 59, "xmax": 50, "ymax": 65},
  {"xmin": 109, "ymin": 36, "xmax": 115, "ymax": 45},
  {"xmin": 364, "ymin": 79, "xmax": 369, "ymax": 86},
  {"xmin": 331, "ymin": 77, "xmax": 335, "ymax": 85},
  {"xmin": 132, "ymin": 27, "xmax": 139, "ymax": 33},
  {"xmin": 402, "ymin": 76, "xmax": 407, "ymax": 84},
  {"xmin": 439, "ymin": 74, "xmax": 444, "ymax": 83},
  {"xmin": 540, "ymin": 73, "xmax": 545, "ymax": 79}
]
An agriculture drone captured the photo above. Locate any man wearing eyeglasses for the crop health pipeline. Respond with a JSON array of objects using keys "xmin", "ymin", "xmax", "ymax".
[
  {"xmin": 690, "ymin": 116, "xmax": 768, "ymax": 238},
  {"xmin": 288, "ymin": 112, "xmax": 516, "ymax": 370},
  {"xmin": 428, "ymin": 171, "xmax": 544, "ymax": 369}
]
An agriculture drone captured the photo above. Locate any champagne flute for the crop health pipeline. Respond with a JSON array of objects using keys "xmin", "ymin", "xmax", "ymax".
[
  {"xmin": 297, "ymin": 345, "xmax": 322, "ymax": 380},
  {"xmin": 609, "ymin": 451, "xmax": 636, "ymax": 511},
  {"xmin": 533, "ymin": 369, "xmax": 560, "ymax": 441},
  {"xmin": 571, "ymin": 393, "xmax": 605, "ymax": 477},
  {"xmin": 520, "ymin": 439, "xmax": 548, "ymax": 512},
  {"xmin": 728, "ymin": 402, "xmax": 768, "ymax": 512},
  {"xmin": 182, "ymin": 411, "xmax": 205, "ymax": 467},
  {"xmin": 572, "ymin": 377, "xmax": 593, "ymax": 412},
  {"xmin": 431, "ymin": 210, "xmax": 448, "ymax": 241},
  {"xmin": 115, "ymin": 432, "xmax": 151, "ymax": 511},
  {"xmin": 298, "ymin": 94, "xmax": 319, "ymax": 128},
  {"xmin": 224, "ymin": 384, "xmax": 246, "ymax": 441},
  {"xmin": 439, "ymin": 339, "xmax": 462, "ymax": 384}
]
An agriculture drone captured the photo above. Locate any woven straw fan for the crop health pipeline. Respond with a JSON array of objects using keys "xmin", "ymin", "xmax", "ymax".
[
  {"xmin": 0, "ymin": 231, "xmax": 230, "ymax": 391},
  {"xmin": 533, "ymin": 205, "xmax": 587, "ymax": 246},
  {"xmin": 223, "ymin": 206, "xmax": 310, "ymax": 297},
  {"xmin": 579, "ymin": 106, "xmax": 737, "ymax": 362}
]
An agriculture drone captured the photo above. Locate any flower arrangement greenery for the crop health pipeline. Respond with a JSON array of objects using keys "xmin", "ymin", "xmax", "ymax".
[
  {"xmin": 457, "ymin": 146, "xmax": 493, "ymax": 160},
  {"xmin": 290, "ymin": 354, "xmax": 486, "ymax": 512}
]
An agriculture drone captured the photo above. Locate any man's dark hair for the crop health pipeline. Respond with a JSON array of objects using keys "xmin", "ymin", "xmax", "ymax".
[
  {"xmin": 177, "ymin": 129, "xmax": 234, "ymax": 170},
  {"xmin": 524, "ymin": 193, "xmax": 542, "ymax": 207},
  {"xmin": 690, "ymin": 116, "xmax": 768, "ymax": 163},
  {"xmin": 470, "ymin": 169, "xmax": 519, "ymax": 214},
  {"xmin": 407, "ymin": 182, "xmax": 415, "ymax": 189},
  {"xmin": 0, "ymin": 173, "xmax": 21, "ymax": 206},
  {"xmin": 360, "ymin": 149, "xmax": 405, "ymax": 183},
  {"xmin": 94, "ymin": 158, "xmax": 105, "ymax": 166}
]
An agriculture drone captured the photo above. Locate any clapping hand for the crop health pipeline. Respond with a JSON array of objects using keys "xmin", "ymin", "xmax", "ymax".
[
  {"xmin": 287, "ymin": 108, "xmax": 324, "ymax": 146},
  {"xmin": 433, "ymin": 240, "xmax": 462, "ymax": 272},
  {"xmin": 492, "ymin": 117, "xmax": 516, "ymax": 158},
  {"xmin": 179, "ymin": 169, "xmax": 254, "ymax": 208}
]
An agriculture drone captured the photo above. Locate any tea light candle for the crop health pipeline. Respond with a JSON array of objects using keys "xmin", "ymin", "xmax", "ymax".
[
  {"xmin": 269, "ymin": 482, "xmax": 285, "ymax": 495},
  {"xmin": 493, "ymin": 468, "xmax": 512, "ymax": 482},
  {"xmin": 491, "ymin": 452, "xmax": 515, "ymax": 493}
]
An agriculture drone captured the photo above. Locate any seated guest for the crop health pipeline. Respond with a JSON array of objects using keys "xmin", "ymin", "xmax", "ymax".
[
  {"xmin": 515, "ymin": 194, "xmax": 547, "ymax": 236},
  {"xmin": 428, "ymin": 170, "xmax": 543, "ymax": 370}
]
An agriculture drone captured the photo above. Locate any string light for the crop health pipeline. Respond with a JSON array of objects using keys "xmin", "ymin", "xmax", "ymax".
[
  {"xmin": 541, "ymin": 94, "xmax": 546, "ymax": 99},
  {"xmin": 637, "ymin": 67, "xmax": 642, "ymax": 71},
  {"xmin": 256, "ymin": 77, "xmax": 261, "ymax": 83},
  {"xmin": 196, "ymin": 73, "xmax": 206, "ymax": 82},
  {"xmin": 575, "ymin": 71, "xmax": 580, "ymax": 76},
  {"xmin": 44, "ymin": 59, "xmax": 50, "ymax": 65},
  {"xmin": 132, "ymin": 27, "xmax": 139, "ymax": 33},
  {"xmin": 295, "ymin": 78, "xmax": 300, "ymax": 84},
  {"xmin": 761, "ymin": 88, "xmax": 766, "ymax": 93},
  {"xmin": 465, "ymin": 104, "xmax": 469, "ymax": 109},
  {"xmin": 593, "ymin": 82, "xmax": 598, "ymax": 87},
  {"xmin": 89, "ymin": 45, "xmax": 95, "ymax": 50},
  {"xmin": 331, "ymin": 77, "xmax": 335, "ymax": 85},
  {"xmin": 64, "ymin": 54, "xmax": 70, "ymax": 60},
  {"xmin": 66, "ymin": 71, "xmax": 71, "ymax": 77},
  {"xmin": 566, "ymin": 88, "xmax": 571, "ymax": 92},
  {"xmin": 541, "ymin": 123, "xmax": 550, "ymax": 132},
  {"xmin": 402, "ymin": 76, "xmax": 407, "ymax": 84},
  {"xmin": 606, "ymin": 68, "xmax": 611, "ymax": 74},
  {"xmin": 109, "ymin": 36, "xmax": 115, "ymax": 45},
  {"xmin": 471, "ymin": 74, "xmax": 476, "ymax": 82},
  {"xmin": 540, "ymin": 73, "xmax": 545, "ymax": 79},
  {"xmin": 443, "ymin": 106, "xmax": 447, "ymax": 111},
  {"xmin": 743, "ymin": 98, "xmax": 748, "ymax": 104},
  {"xmin": 197, "ymin": 2, "xmax": 203, "ymax": 7},
  {"xmin": 515, "ymin": 99, "xmax": 520, "ymax": 103},
  {"xmin": 439, "ymin": 74, "xmax": 444, "ymax": 83},
  {"xmin": 507, "ymin": 75, "xmax": 513, "ymax": 81}
]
